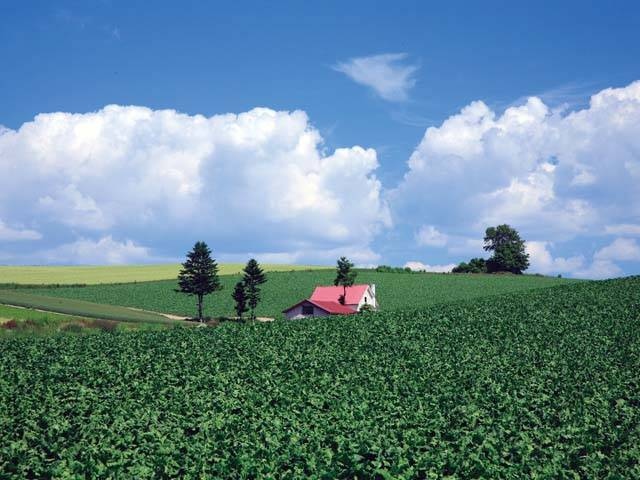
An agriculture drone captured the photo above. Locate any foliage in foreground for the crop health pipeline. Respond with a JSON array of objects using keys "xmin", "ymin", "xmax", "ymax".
[
  {"xmin": 27, "ymin": 269, "xmax": 575, "ymax": 320},
  {"xmin": 1, "ymin": 277, "xmax": 638, "ymax": 478}
]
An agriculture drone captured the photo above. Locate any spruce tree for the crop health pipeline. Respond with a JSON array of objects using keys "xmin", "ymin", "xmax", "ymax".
[
  {"xmin": 176, "ymin": 241, "xmax": 222, "ymax": 322},
  {"xmin": 232, "ymin": 281, "xmax": 248, "ymax": 320},
  {"xmin": 243, "ymin": 259, "xmax": 267, "ymax": 320},
  {"xmin": 334, "ymin": 256, "xmax": 357, "ymax": 305}
]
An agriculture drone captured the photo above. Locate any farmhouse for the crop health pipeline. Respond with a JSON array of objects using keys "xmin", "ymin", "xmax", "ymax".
[{"xmin": 283, "ymin": 284, "xmax": 377, "ymax": 319}]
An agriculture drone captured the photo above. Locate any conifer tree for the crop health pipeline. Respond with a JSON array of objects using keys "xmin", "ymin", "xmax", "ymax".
[
  {"xmin": 334, "ymin": 256, "xmax": 357, "ymax": 305},
  {"xmin": 232, "ymin": 281, "xmax": 248, "ymax": 320},
  {"xmin": 176, "ymin": 241, "xmax": 221, "ymax": 322},
  {"xmin": 243, "ymin": 259, "xmax": 267, "ymax": 320}
]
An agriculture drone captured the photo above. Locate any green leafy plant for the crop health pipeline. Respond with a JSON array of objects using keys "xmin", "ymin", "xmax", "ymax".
[{"xmin": 1, "ymin": 277, "xmax": 638, "ymax": 478}]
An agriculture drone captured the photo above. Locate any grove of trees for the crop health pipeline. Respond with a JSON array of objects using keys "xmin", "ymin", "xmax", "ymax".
[
  {"xmin": 177, "ymin": 243, "xmax": 268, "ymax": 322},
  {"xmin": 453, "ymin": 225, "xmax": 530, "ymax": 275}
]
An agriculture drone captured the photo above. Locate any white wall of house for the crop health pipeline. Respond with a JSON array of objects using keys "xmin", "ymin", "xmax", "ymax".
[
  {"xmin": 356, "ymin": 284, "xmax": 377, "ymax": 311},
  {"xmin": 284, "ymin": 301, "xmax": 330, "ymax": 320}
]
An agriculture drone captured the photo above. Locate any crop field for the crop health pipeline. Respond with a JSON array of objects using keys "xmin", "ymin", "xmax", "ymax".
[
  {"xmin": 0, "ymin": 263, "xmax": 326, "ymax": 285},
  {"xmin": 0, "ymin": 305, "xmax": 167, "ymax": 337},
  {"xmin": 0, "ymin": 290, "xmax": 175, "ymax": 324},
  {"xmin": 1, "ymin": 277, "xmax": 638, "ymax": 478},
  {"xmin": 26, "ymin": 269, "xmax": 576, "ymax": 319}
]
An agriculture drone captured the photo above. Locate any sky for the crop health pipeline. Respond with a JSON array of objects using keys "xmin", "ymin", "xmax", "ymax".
[{"xmin": 1, "ymin": 0, "xmax": 639, "ymax": 278}]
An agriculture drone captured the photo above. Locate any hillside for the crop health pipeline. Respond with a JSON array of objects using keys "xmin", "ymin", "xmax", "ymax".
[
  {"xmin": 24, "ymin": 270, "xmax": 575, "ymax": 319},
  {"xmin": 1, "ymin": 277, "xmax": 638, "ymax": 478}
]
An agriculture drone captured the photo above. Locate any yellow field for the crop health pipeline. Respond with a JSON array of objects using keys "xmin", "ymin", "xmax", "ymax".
[{"xmin": 0, "ymin": 264, "xmax": 327, "ymax": 285}]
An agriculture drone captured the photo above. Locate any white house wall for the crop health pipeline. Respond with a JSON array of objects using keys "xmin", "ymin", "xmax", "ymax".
[{"xmin": 356, "ymin": 285, "xmax": 378, "ymax": 311}]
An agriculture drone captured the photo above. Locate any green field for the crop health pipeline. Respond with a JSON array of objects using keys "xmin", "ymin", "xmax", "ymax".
[
  {"xmin": 26, "ymin": 270, "xmax": 576, "ymax": 319},
  {"xmin": 0, "ymin": 263, "xmax": 326, "ymax": 285},
  {"xmin": 1, "ymin": 277, "xmax": 638, "ymax": 478},
  {"xmin": 0, "ymin": 305, "xmax": 167, "ymax": 337},
  {"xmin": 0, "ymin": 290, "xmax": 175, "ymax": 324}
]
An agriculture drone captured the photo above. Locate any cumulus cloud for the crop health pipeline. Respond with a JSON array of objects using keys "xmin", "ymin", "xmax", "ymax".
[
  {"xmin": 573, "ymin": 260, "xmax": 623, "ymax": 280},
  {"xmin": 333, "ymin": 53, "xmax": 418, "ymax": 102},
  {"xmin": 41, "ymin": 236, "xmax": 153, "ymax": 265},
  {"xmin": 568, "ymin": 238, "xmax": 640, "ymax": 279},
  {"xmin": 231, "ymin": 244, "xmax": 381, "ymax": 267},
  {"xmin": 594, "ymin": 238, "xmax": 640, "ymax": 262},
  {"xmin": 0, "ymin": 105, "xmax": 390, "ymax": 264},
  {"xmin": 415, "ymin": 225, "xmax": 448, "ymax": 247},
  {"xmin": 526, "ymin": 241, "xmax": 584, "ymax": 275},
  {"xmin": 525, "ymin": 238, "xmax": 639, "ymax": 279},
  {"xmin": 392, "ymin": 81, "xmax": 640, "ymax": 275},
  {"xmin": 404, "ymin": 261, "xmax": 455, "ymax": 273},
  {"xmin": 0, "ymin": 219, "xmax": 42, "ymax": 241}
]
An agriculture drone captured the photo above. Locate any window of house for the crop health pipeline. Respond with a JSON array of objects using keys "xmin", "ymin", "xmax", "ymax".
[{"xmin": 302, "ymin": 305, "xmax": 314, "ymax": 315}]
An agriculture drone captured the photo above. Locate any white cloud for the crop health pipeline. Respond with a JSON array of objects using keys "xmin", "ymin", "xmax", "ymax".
[
  {"xmin": 604, "ymin": 224, "xmax": 640, "ymax": 236},
  {"xmin": 594, "ymin": 237, "xmax": 640, "ymax": 262},
  {"xmin": 393, "ymin": 80, "xmax": 640, "ymax": 249},
  {"xmin": 415, "ymin": 225, "xmax": 448, "ymax": 247},
  {"xmin": 226, "ymin": 244, "xmax": 381, "ymax": 267},
  {"xmin": 0, "ymin": 105, "xmax": 390, "ymax": 264},
  {"xmin": 0, "ymin": 219, "xmax": 42, "ymax": 241},
  {"xmin": 525, "ymin": 237, "xmax": 640, "ymax": 280},
  {"xmin": 404, "ymin": 261, "xmax": 455, "ymax": 273},
  {"xmin": 573, "ymin": 260, "xmax": 622, "ymax": 280},
  {"xmin": 526, "ymin": 241, "xmax": 584, "ymax": 275},
  {"xmin": 524, "ymin": 238, "xmax": 639, "ymax": 279},
  {"xmin": 38, "ymin": 184, "xmax": 111, "ymax": 230},
  {"xmin": 333, "ymin": 53, "xmax": 418, "ymax": 102},
  {"xmin": 41, "ymin": 236, "xmax": 153, "ymax": 265}
]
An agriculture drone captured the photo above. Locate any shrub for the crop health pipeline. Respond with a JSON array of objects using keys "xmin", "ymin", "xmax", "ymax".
[
  {"xmin": 453, "ymin": 258, "xmax": 487, "ymax": 274},
  {"xmin": 1, "ymin": 319, "xmax": 18, "ymax": 330},
  {"xmin": 91, "ymin": 319, "xmax": 119, "ymax": 332},
  {"xmin": 60, "ymin": 323, "xmax": 85, "ymax": 333},
  {"xmin": 359, "ymin": 304, "xmax": 374, "ymax": 313}
]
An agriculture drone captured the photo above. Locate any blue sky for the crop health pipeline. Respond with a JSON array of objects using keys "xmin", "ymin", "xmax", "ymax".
[{"xmin": 1, "ymin": 0, "xmax": 639, "ymax": 278}]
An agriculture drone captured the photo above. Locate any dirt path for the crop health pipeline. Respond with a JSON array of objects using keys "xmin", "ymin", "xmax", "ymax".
[
  {"xmin": 2, "ymin": 302, "xmax": 185, "ymax": 323},
  {"xmin": 124, "ymin": 306, "xmax": 189, "ymax": 321},
  {"xmin": 125, "ymin": 307, "xmax": 275, "ymax": 323}
]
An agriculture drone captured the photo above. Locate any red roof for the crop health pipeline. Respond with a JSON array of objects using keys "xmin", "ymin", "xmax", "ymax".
[
  {"xmin": 310, "ymin": 284, "xmax": 369, "ymax": 305},
  {"xmin": 308, "ymin": 300, "xmax": 356, "ymax": 314},
  {"xmin": 282, "ymin": 299, "xmax": 357, "ymax": 315}
]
